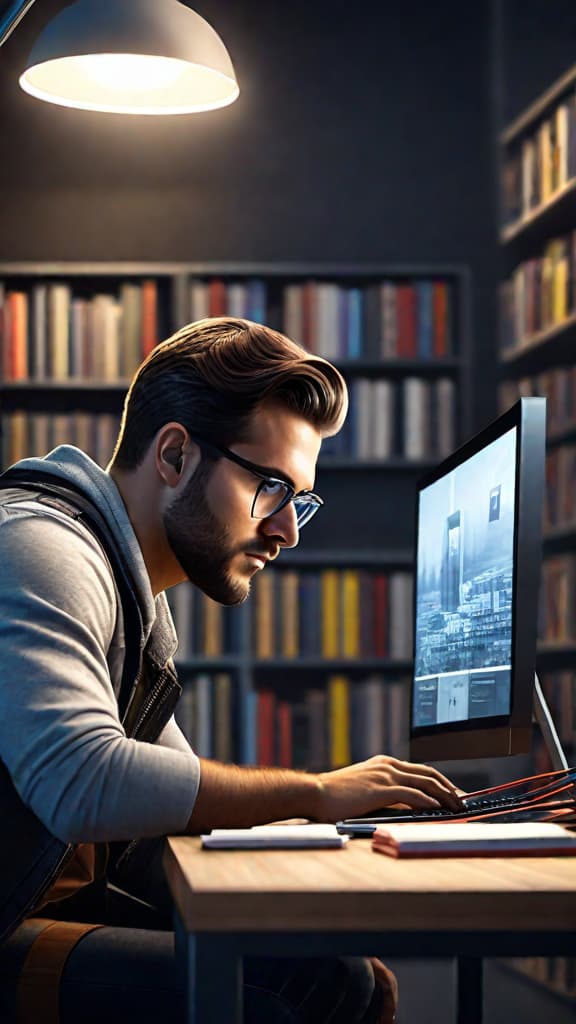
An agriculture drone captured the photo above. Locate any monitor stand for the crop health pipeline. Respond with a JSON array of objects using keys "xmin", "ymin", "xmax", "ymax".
[{"xmin": 533, "ymin": 673, "xmax": 569, "ymax": 771}]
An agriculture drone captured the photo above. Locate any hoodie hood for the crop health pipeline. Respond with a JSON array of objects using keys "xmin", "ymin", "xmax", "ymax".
[{"xmin": 10, "ymin": 444, "xmax": 176, "ymax": 658}]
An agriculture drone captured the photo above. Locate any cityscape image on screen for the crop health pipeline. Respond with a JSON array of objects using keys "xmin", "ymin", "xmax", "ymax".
[{"xmin": 412, "ymin": 426, "xmax": 518, "ymax": 729}]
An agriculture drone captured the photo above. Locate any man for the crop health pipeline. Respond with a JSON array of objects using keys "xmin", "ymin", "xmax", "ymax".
[{"xmin": 0, "ymin": 317, "xmax": 462, "ymax": 1022}]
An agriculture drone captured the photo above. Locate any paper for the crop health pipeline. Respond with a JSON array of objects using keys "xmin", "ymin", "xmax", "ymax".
[{"xmin": 202, "ymin": 824, "xmax": 349, "ymax": 849}]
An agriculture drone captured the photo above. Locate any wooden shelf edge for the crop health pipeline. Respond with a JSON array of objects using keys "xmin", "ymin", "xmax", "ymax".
[
  {"xmin": 500, "ymin": 178, "xmax": 576, "ymax": 246},
  {"xmin": 500, "ymin": 63, "xmax": 576, "ymax": 146}
]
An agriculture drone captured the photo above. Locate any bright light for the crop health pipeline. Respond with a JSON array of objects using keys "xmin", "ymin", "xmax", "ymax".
[{"xmin": 19, "ymin": 53, "xmax": 239, "ymax": 115}]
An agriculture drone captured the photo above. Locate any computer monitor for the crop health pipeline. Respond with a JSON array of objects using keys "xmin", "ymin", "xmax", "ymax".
[{"xmin": 410, "ymin": 397, "xmax": 546, "ymax": 761}]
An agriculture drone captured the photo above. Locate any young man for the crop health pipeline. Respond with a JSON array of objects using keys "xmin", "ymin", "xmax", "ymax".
[{"xmin": 0, "ymin": 317, "xmax": 462, "ymax": 1022}]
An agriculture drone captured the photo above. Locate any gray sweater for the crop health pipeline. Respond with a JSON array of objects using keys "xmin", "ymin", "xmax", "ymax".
[{"xmin": 0, "ymin": 445, "xmax": 200, "ymax": 844}]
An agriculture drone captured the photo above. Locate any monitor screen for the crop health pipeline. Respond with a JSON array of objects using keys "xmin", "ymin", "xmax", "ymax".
[{"xmin": 409, "ymin": 397, "xmax": 546, "ymax": 761}]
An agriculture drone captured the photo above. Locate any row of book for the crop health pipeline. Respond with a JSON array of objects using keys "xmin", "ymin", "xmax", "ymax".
[
  {"xmin": 539, "ymin": 555, "xmax": 576, "ymax": 644},
  {"xmin": 499, "ymin": 233, "xmax": 576, "ymax": 351},
  {"xmin": 169, "ymin": 569, "xmax": 414, "ymax": 661},
  {"xmin": 0, "ymin": 274, "xmax": 457, "ymax": 384},
  {"xmin": 189, "ymin": 276, "xmax": 455, "ymax": 361},
  {"xmin": 321, "ymin": 376, "xmax": 456, "ymax": 461},
  {"xmin": 501, "ymin": 88, "xmax": 576, "ymax": 226},
  {"xmin": 251, "ymin": 569, "xmax": 414, "ymax": 661},
  {"xmin": 0, "ymin": 280, "xmax": 160, "ymax": 382},
  {"xmin": 2, "ymin": 411, "xmax": 120, "ymax": 470},
  {"xmin": 544, "ymin": 445, "xmax": 576, "ymax": 533},
  {"xmin": 174, "ymin": 671, "xmax": 409, "ymax": 768},
  {"xmin": 500, "ymin": 367, "xmax": 576, "ymax": 438},
  {"xmin": 168, "ymin": 584, "xmax": 244, "ymax": 659}
]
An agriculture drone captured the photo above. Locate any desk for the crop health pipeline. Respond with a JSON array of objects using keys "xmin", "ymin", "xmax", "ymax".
[{"xmin": 163, "ymin": 837, "xmax": 576, "ymax": 1024}]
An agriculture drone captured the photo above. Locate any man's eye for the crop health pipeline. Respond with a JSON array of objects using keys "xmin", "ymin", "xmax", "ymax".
[{"xmin": 261, "ymin": 479, "xmax": 286, "ymax": 496}]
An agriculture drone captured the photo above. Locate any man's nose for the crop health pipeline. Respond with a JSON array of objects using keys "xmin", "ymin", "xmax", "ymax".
[{"xmin": 259, "ymin": 501, "xmax": 299, "ymax": 548}]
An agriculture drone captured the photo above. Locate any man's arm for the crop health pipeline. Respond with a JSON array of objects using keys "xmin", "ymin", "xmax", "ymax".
[{"xmin": 186, "ymin": 755, "xmax": 463, "ymax": 832}]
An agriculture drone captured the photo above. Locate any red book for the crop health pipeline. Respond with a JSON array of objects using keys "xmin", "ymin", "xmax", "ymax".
[
  {"xmin": 141, "ymin": 280, "xmax": 158, "ymax": 358},
  {"xmin": 396, "ymin": 284, "xmax": 417, "ymax": 357},
  {"xmin": 2, "ymin": 292, "xmax": 28, "ymax": 381},
  {"xmin": 432, "ymin": 281, "xmax": 449, "ymax": 357},
  {"xmin": 209, "ymin": 278, "xmax": 226, "ymax": 316},
  {"xmin": 257, "ymin": 689, "xmax": 276, "ymax": 766},
  {"xmin": 277, "ymin": 701, "xmax": 292, "ymax": 768},
  {"xmin": 372, "ymin": 573, "xmax": 389, "ymax": 657}
]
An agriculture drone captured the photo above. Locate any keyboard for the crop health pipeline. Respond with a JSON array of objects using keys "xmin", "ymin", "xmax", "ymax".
[{"xmin": 336, "ymin": 768, "xmax": 576, "ymax": 835}]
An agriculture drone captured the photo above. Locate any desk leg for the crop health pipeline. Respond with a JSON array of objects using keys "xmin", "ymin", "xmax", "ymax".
[
  {"xmin": 456, "ymin": 956, "xmax": 483, "ymax": 1024},
  {"xmin": 175, "ymin": 918, "xmax": 243, "ymax": 1024}
]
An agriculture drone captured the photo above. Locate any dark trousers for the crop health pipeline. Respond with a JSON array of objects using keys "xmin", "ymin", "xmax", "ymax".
[{"xmin": 0, "ymin": 838, "xmax": 394, "ymax": 1023}]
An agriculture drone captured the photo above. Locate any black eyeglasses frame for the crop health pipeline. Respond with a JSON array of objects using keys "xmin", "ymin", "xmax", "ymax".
[{"xmin": 188, "ymin": 435, "xmax": 323, "ymax": 526}]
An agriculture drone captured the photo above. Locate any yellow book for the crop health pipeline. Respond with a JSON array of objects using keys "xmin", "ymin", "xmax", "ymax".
[
  {"xmin": 341, "ymin": 569, "xmax": 360, "ymax": 657},
  {"xmin": 202, "ymin": 595, "xmax": 223, "ymax": 657},
  {"xmin": 539, "ymin": 119, "xmax": 552, "ymax": 203},
  {"xmin": 280, "ymin": 571, "xmax": 299, "ymax": 658},
  {"xmin": 321, "ymin": 569, "xmax": 340, "ymax": 657},
  {"xmin": 254, "ymin": 571, "xmax": 275, "ymax": 659},
  {"xmin": 328, "ymin": 674, "xmax": 350, "ymax": 767}
]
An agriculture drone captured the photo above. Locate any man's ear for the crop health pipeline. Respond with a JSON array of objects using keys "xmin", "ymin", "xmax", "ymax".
[{"xmin": 156, "ymin": 423, "xmax": 194, "ymax": 486}]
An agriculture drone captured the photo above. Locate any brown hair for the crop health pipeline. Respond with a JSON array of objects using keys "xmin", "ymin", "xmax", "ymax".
[{"xmin": 111, "ymin": 317, "xmax": 348, "ymax": 470}]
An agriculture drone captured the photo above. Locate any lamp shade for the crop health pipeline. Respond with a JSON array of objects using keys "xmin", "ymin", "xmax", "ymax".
[{"xmin": 19, "ymin": 0, "xmax": 239, "ymax": 115}]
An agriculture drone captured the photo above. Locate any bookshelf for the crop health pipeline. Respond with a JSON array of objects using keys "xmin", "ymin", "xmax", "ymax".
[
  {"xmin": 499, "ymin": 67, "xmax": 576, "ymax": 1009},
  {"xmin": 0, "ymin": 259, "xmax": 471, "ymax": 771}
]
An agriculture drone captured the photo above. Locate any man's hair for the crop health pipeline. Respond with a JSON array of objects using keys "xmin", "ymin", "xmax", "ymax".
[{"xmin": 111, "ymin": 317, "xmax": 348, "ymax": 470}]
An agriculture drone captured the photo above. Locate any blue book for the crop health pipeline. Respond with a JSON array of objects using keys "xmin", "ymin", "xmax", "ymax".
[
  {"xmin": 416, "ymin": 281, "xmax": 433, "ymax": 360},
  {"xmin": 241, "ymin": 689, "xmax": 258, "ymax": 764},
  {"xmin": 347, "ymin": 288, "xmax": 363, "ymax": 359},
  {"xmin": 247, "ymin": 279, "xmax": 267, "ymax": 323}
]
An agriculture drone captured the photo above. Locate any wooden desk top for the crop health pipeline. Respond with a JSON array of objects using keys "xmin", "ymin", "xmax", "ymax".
[{"xmin": 164, "ymin": 836, "xmax": 576, "ymax": 934}]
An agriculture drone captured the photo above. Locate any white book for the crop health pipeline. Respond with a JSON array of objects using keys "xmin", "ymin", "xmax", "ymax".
[
  {"xmin": 314, "ymin": 282, "xmax": 341, "ymax": 359},
  {"xmin": 403, "ymin": 378, "xmax": 429, "ymax": 459},
  {"xmin": 202, "ymin": 824, "xmax": 349, "ymax": 849},
  {"xmin": 372, "ymin": 821, "xmax": 576, "ymax": 858},
  {"xmin": 190, "ymin": 279, "xmax": 210, "ymax": 321},
  {"xmin": 372, "ymin": 379, "xmax": 394, "ymax": 458},
  {"xmin": 283, "ymin": 284, "xmax": 304, "ymax": 346},
  {"xmin": 354, "ymin": 378, "xmax": 373, "ymax": 460},
  {"xmin": 226, "ymin": 282, "xmax": 248, "ymax": 317}
]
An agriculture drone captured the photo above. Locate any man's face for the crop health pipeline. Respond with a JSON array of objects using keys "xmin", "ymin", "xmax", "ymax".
[{"xmin": 163, "ymin": 403, "xmax": 322, "ymax": 605}]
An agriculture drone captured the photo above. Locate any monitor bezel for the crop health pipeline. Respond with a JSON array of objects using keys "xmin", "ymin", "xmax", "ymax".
[{"xmin": 409, "ymin": 397, "xmax": 546, "ymax": 761}]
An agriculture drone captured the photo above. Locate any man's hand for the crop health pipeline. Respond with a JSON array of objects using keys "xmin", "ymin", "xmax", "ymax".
[
  {"xmin": 186, "ymin": 755, "xmax": 463, "ymax": 833},
  {"xmin": 315, "ymin": 755, "xmax": 464, "ymax": 821}
]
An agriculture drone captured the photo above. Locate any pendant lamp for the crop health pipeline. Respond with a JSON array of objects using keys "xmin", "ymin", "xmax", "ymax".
[{"xmin": 2, "ymin": 0, "xmax": 239, "ymax": 115}]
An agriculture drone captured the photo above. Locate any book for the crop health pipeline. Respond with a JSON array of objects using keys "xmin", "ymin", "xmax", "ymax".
[
  {"xmin": 371, "ymin": 821, "xmax": 576, "ymax": 858},
  {"xmin": 202, "ymin": 824, "xmax": 349, "ymax": 849}
]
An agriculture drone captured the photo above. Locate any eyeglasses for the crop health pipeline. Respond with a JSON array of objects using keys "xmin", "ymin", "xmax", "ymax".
[{"xmin": 189, "ymin": 436, "xmax": 323, "ymax": 528}]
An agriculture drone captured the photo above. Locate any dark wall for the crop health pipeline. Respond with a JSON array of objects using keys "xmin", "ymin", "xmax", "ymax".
[
  {"xmin": 0, "ymin": 0, "xmax": 498, "ymax": 432},
  {"xmin": 499, "ymin": 0, "xmax": 576, "ymax": 125}
]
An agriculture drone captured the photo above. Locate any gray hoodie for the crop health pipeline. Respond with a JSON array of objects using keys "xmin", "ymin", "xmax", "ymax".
[{"xmin": 0, "ymin": 445, "xmax": 200, "ymax": 844}]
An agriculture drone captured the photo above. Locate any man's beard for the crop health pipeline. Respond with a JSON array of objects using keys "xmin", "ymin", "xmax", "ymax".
[{"xmin": 163, "ymin": 461, "xmax": 250, "ymax": 606}]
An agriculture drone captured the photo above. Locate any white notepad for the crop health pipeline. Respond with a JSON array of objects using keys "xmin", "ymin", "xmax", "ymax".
[{"xmin": 201, "ymin": 824, "xmax": 349, "ymax": 849}]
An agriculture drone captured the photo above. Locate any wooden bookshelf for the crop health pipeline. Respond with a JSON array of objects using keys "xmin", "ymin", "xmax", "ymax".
[
  {"xmin": 0, "ymin": 259, "xmax": 470, "ymax": 770},
  {"xmin": 500, "ymin": 70, "xmax": 576, "ymax": 1009}
]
